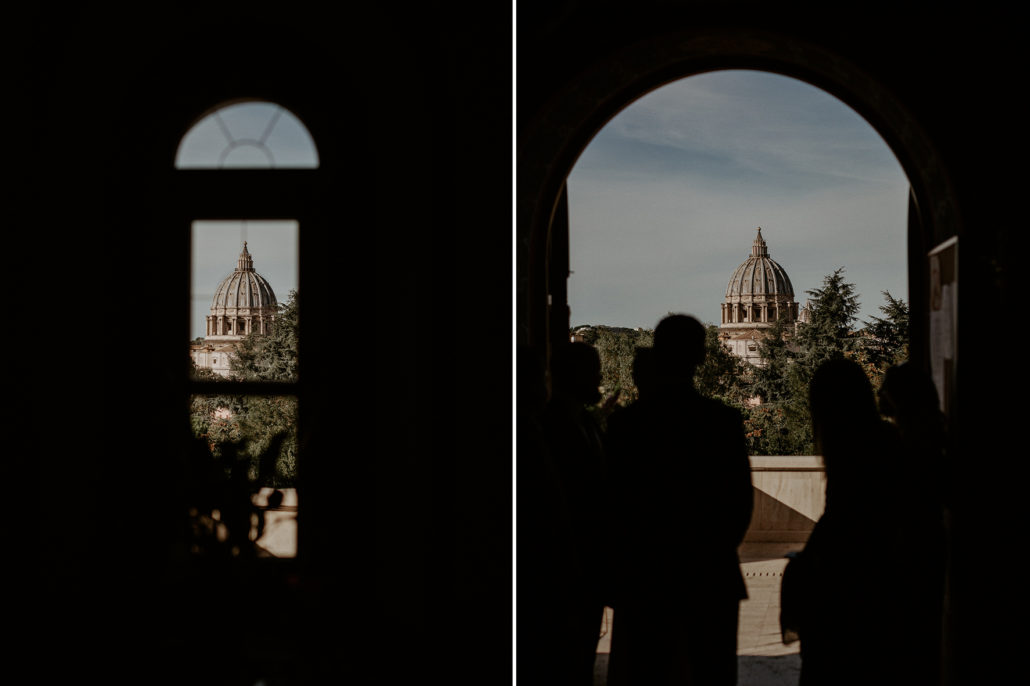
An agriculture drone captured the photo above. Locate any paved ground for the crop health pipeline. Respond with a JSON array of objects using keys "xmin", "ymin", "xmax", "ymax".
[{"xmin": 593, "ymin": 542, "xmax": 804, "ymax": 686}]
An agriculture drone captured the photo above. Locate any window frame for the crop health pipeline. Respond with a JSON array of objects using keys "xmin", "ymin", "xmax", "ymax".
[{"xmin": 176, "ymin": 117, "xmax": 324, "ymax": 558}]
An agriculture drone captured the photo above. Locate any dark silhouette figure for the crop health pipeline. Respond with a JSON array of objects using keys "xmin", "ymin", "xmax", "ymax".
[
  {"xmin": 780, "ymin": 357, "xmax": 908, "ymax": 686},
  {"xmin": 535, "ymin": 342, "xmax": 609, "ymax": 685},
  {"xmin": 877, "ymin": 362, "xmax": 949, "ymax": 686},
  {"xmin": 631, "ymin": 345, "xmax": 657, "ymax": 400},
  {"xmin": 518, "ymin": 345, "xmax": 583, "ymax": 684},
  {"xmin": 605, "ymin": 314, "xmax": 753, "ymax": 685},
  {"xmin": 602, "ymin": 346, "xmax": 656, "ymax": 438}
]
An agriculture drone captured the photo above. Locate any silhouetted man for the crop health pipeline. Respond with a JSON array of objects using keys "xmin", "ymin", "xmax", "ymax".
[{"xmin": 605, "ymin": 314, "xmax": 753, "ymax": 685}]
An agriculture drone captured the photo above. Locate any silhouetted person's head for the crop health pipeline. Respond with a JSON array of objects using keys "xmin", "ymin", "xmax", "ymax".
[
  {"xmin": 810, "ymin": 357, "xmax": 879, "ymax": 457},
  {"xmin": 550, "ymin": 342, "xmax": 602, "ymax": 406},
  {"xmin": 631, "ymin": 346, "xmax": 655, "ymax": 399},
  {"xmin": 653, "ymin": 314, "xmax": 706, "ymax": 385},
  {"xmin": 878, "ymin": 361, "xmax": 941, "ymax": 424}
]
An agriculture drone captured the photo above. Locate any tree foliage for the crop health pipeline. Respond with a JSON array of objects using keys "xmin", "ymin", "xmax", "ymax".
[
  {"xmin": 744, "ymin": 273, "xmax": 909, "ymax": 455},
  {"xmin": 231, "ymin": 289, "xmax": 299, "ymax": 382},
  {"xmin": 696, "ymin": 324, "xmax": 751, "ymax": 406},
  {"xmin": 576, "ymin": 325, "xmax": 654, "ymax": 407},
  {"xmin": 794, "ymin": 267, "xmax": 861, "ymax": 367},
  {"xmin": 745, "ymin": 317, "xmax": 814, "ymax": 454},
  {"xmin": 575, "ymin": 322, "xmax": 752, "ymax": 408},
  {"xmin": 860, "ymin": 290, "xmax": 910, "ymax": 386},
  {"xmin": 573, "ymin": 276, "xmax": 908, "ymax": 457},
  {"xmin": 190, "ymin": 290, "xmax": 301, "ymax": 488}
]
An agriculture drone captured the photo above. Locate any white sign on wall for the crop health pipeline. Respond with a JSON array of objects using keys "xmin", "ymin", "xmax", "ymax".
[{"xmin": 929, "ymin": 236, "xmax": 958, "ymax": 416}]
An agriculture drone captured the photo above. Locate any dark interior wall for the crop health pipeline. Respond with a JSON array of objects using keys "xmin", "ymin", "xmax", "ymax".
[
  {"xmin": 518, "ymin": 3, "xmax": 1026, "ymax": 685},
  {"xmin": 21, "ymin": 6, "xmax": 511, "ymax": 684},
  {"xmin": 17, "ymin": 3, "xmax": 1026, "ymax": 683}
]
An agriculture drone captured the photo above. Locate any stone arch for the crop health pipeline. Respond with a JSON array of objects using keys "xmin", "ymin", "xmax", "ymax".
[{"xmin": 519, "ymin": 28, "xmax": 957, "ymax": 371}]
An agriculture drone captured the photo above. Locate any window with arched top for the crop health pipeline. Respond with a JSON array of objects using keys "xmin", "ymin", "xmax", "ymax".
[
  {"xmin": 181, "ymin": 100, "xmax": 319, "ymax": 560},
  {"xmin": 176, "ymin": 100, "xmax": 319, "ymax": 169}
]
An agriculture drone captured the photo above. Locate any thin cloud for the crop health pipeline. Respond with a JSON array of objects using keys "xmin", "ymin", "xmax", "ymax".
[{"xmin": 581, "ymin": 70, "xmax": 902, "ymax": 190}]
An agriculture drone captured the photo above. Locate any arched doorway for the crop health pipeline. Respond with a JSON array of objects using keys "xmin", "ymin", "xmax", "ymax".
[
  {"xmin": 518, "ymin": 25, "xmax": 961, "ymax": 685},
  {"xmin": 562, "ymin": 67, "xmax": 913, "ymax": 678}
]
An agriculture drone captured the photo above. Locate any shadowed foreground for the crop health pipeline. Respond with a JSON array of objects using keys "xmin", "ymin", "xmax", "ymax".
[{"xmin": 591, "ymin": 543, "xmax": 804, "ymax": 686}]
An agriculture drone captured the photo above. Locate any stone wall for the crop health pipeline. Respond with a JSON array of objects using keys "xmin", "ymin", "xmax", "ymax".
[{"xmin": 744, "ymin": 456, "xmax": 825, "ymax": 543}]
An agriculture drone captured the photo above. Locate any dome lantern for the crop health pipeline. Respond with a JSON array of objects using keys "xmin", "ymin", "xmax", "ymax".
[
  {"xmin": 751, "ymin": 226, "xmax": 769, "ymax": 257},
  {"xmin": 237, "ymin": 241, "xmax": 255, "ymax": 272}
]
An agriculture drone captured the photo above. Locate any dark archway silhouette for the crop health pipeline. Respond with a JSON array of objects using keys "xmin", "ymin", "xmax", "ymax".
[
  {"xmin": 518, "ymin": 29, "xmax": 955, "ymax": 369},
  {"xmin": 517, "ymin": 9, "xmax": 983, "ymax": 685}
]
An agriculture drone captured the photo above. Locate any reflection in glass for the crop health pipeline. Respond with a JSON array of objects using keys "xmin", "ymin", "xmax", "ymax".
[
  {"xmin": 187, "ymin": 394, "xmax": 298, "ymax": 558},
  {"xmin": 175, "ymin": 100, "xmax": 319, "ymax": 169}
]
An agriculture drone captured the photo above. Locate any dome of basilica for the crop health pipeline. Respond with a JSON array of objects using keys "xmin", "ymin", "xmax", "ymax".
[
  {"xmin": 211, "ymin": 242, "xmax": 277, "ymax": 310},
  {"xmin": 204, "ymin": 242, "xmax": 278, "ymax": 340},
  {"xmin": 718, "ymin": 227, "xmax": 801, "ymax": 366},
  {"xmin": 725, "ymin": 227, "xmax": 794, "ymax": 299},
  {"xmin": 719, "ymin": 227, "xmax": 799, "ymax": 336}
]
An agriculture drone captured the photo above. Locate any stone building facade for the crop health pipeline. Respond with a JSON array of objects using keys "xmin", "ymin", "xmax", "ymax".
[
  {"xmin": 719, "ymin": 228, "xmax": 799, "ymax": 365},
  {"xmin": 190, "ymin": 242, "xmax": 278, "ymax": 376}
]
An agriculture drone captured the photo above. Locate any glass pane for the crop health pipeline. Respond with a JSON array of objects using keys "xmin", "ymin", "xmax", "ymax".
[
  {"xmin": 187, "ymin": 394, "xmax": 298, "ymax": 558},
  {"xmin": 175, "ymin": 101, "xmax": 319, "ymax": 169},
  {"xmin": 190, "ymin": 220, "xmax": 299, "ymax": 382}
]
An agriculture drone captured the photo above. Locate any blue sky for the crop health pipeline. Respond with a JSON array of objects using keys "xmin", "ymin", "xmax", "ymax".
[
  {"xmin": 180, "ymin": 102, "xmax": 315, "ymax": 339},
  {"xmin": 566, "ymin": 69, "xmax": 910, "ymax": 331}
]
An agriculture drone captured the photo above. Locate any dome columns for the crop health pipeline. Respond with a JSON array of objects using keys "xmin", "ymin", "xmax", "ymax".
[
  {"xmin": 205, "ymin": 312, "xmax": 275, "ymax": 337},
  {"xmin": 723, "ymin": 301, "xmax": 789, "ymax": 324}
]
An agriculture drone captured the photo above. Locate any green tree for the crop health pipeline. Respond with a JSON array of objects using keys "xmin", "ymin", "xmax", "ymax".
[
  {"xmin": 190, "ymin": 290, "xmax": 301, "ymax": 488},
  {"xmin": 745, "ymin": 269, "xmax": 864, "ymax": 455},
  {"xmin": 696, "ymin": 324, "xmax": 750, "ymax": 406},
  {"xmin": 794, "ymin": 267, "xmax": 861, "ymax": 367},
  {"xmin": 744, "ymin": 316, "xmax": 814, "ymax": 454},
  {"xmin": 742, "ymin": 402, "xmax": 813, "ymax": 456},
  {"xmin": 589, "ymin": 326, "xmax": 654, "ymax": 406},
  {"xmin": 862, "ymin": 290, "xmax": 910, "ymax": 369},
  {"xmin": 231, "ymin": 289, "xmax": 299, "ymax": 382},
  {"xmin": 751, "ymin": 316, "xmax": 795, "ymax": 404},
  {"xmin": 579, "ymin": 322, "xmax": 749, "ymax": 407}
]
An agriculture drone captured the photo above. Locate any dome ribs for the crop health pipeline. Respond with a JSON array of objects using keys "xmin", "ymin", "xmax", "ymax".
[
  {"xmin": 203, "ymin": 242, "xmax": 278, "ymax": 341},
  {"xmin": 720, "ymin": 227, "xmax": 798, "ymax": 332}
]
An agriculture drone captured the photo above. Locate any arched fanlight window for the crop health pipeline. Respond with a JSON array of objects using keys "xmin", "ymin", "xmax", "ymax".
[{"xmin": 175, "ymin": 100, "xmax": 319, "ymax": 169}]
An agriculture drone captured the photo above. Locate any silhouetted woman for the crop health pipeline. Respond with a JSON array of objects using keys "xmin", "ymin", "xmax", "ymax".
[{"xmin": 781, "ymin": 357, "xmax": 907, "ymax": 686}]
